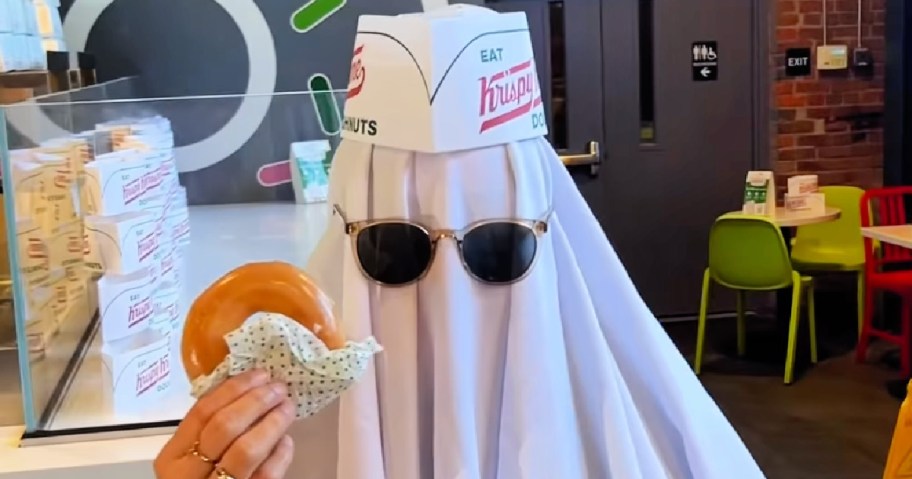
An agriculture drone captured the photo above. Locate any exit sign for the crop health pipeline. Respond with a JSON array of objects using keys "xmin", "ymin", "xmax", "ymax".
[{"xmin": 785, "ymin": 48, "xmax": 812, "ymax": 77}]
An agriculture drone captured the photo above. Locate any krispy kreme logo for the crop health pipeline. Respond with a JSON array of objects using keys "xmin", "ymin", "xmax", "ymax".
[
  {"xmin": 347, "ymin": 45, "xmax": 365, "ymax": 99},
  {"xmin": 53, "ymin": 171, "xmax": 69, "ymax": 188},
  {"xmin": 137, "ymin": 227, "xmax": 159, "ymax": 262},
  {"xmin": 27, "ymin": 238, "xmax": 47, "ymax": 259},
  {"xmin": 127, "ymin": 296, "xmax": 153, "ymax": 328},
  {"xmin": 136, "ymin": 353, "xmax": 170, "ymax": 396},
  {"xmin": 478, "ymin": 59, "xmax": 542, "ymax": 133},
  {"xmin": 123, "ymin": 170, "xmax": 161, "ymax": 205},
  {"xmin": 66, "ymin": 235, "xmax": 82, "ymax": 254}
]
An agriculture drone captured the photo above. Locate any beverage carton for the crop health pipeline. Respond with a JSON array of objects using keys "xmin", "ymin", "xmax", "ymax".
[
  {"xmin": 342, "ymin": 5, "xmax": 547, "ymax": 153},
  {"xmin": 742, "ymin": 171, "xmax": 776, "ymax": 217},
  {"xmin": 97, "ymin": 268, "xmax": 156, "ymax": 342}
]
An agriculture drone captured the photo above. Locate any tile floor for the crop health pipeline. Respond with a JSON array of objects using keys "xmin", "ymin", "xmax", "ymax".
[{"xmin": 667, "ymin": 287, "xmax": 900, "ymax": 479}]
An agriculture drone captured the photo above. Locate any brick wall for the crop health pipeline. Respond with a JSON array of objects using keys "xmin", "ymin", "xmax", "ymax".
[{"xmin": 773, "ymin": 0, "xmax": 886, "ymax": 189}]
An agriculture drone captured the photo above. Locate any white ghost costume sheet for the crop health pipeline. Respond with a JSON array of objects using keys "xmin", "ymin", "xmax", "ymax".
[{"xmin": 291, "ymin": 138, "xmax": 765, "ymax": 479}]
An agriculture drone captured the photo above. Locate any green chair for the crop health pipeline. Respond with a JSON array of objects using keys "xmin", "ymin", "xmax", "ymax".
[
  {"xmin": 694, "ymin": 213, "xmax": 817, "ymax": 385},
  {"xmin": 790, "ymin": 186, "xmax": 865, "ymax": 335}
]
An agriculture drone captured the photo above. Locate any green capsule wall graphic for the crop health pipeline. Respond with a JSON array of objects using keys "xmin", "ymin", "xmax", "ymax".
[
  {"xmin": 308, "ymin": 74, "xmax": 342, "ymax": 136},
  {"xmin": 256, "ymin": 74, "xmax": 343, "ymax": 187},
  {"xmin": 290, "ymin": 0, "xmax": 346, "ymax": 33}
]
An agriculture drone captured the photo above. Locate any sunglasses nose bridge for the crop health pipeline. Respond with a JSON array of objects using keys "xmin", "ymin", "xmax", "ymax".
[{"xmin": 431, "ymin": 230, "xmax": 458, "ymax": 243}]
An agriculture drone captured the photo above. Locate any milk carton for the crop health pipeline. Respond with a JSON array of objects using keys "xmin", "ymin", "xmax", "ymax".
[
  {"xmin": 289, "ymin": 140, "xmax": 331, "ymax": 203},
  {"xmin": 342, "ymin": 6, "xmax": 547, "ymax": 153},
  {"xmin": 742, "ymin": 171, "xmax": 776, "ymax": 217}
]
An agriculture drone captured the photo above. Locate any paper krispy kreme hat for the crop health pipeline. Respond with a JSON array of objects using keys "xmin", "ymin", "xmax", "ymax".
[{"xmin": 341, "ymin": 5, "xmax": 548, "ymax": 153}]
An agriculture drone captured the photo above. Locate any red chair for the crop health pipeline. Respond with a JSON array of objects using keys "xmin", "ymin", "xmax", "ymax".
[{"xmin": 857, "ymin": 187, "xmax": 912, "ymax": 376}]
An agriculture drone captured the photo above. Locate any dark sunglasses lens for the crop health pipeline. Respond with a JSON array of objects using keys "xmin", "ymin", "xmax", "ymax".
[
  {"xmin": 356, "ymin": 223, "xmax": 432, "ymax": 285},
  {"xmin": 461, "ymin": 223, "xmax": 537, "ymax": 283}
]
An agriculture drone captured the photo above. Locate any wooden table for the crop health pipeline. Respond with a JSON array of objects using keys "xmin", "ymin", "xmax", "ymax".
[
  {"xmin": 861, "ymin": 225, "xmax": 912, "ymax": 249},
  {"xmin": 860, "ymin": 224, "xmax": 912, "ymax": 401},
  {"xmin": 772, "ymin": 206, "xmax": 842, "ymax": 228}
]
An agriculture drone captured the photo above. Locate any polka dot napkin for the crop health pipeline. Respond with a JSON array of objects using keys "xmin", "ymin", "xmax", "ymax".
[{"xmin": 190, "ymin": 313, "xmax": 382, "ymax": 419}]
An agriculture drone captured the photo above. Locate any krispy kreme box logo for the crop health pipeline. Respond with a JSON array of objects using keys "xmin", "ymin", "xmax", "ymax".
[
  {"xmin": 66, "ymin": 234, "xmax": 82, "ymax": 254},
  {"xmin": 127, "ymin": 293, "xmax": 153, "ymax": 328},
  {"xmin": 478, "ymin": 58, "xmax": 542, "ymax": 134},
  {"xmin": 27, "ymin": 238, "xmax": 48, "ymax": 259},
  {"xmin": 160, "ymin": 249, "xmax": 174, "ymax": 275},
  {"xmin": 54, "ymin": 283, "xmax": 67, "ymax": 306},
  {"xmin": 135, "ymin": 353, "xmax": 170, "ymax": 396},
  {"xmin": 53, "ymin": 169, "xmax": 70, "ymax": 188},
  {"xmin": 123, "ymin": 169, "xmax": 161, "ymax": 205},
  {"xmin": 137, "ymin": 225, "xmax": 160, "ymax": 262},
  {"xmin": 347, "ymin": 44, "xmax": 366, "ymax": 99}
]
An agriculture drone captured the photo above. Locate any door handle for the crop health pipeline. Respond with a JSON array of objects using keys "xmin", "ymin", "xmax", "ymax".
[{"xmin": 558, "ymin": 141, "xmax": 601, "ymax": 177}]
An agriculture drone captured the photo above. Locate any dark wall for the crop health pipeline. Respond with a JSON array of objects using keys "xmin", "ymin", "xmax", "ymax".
[
  {"xmin": 885, "ymin": 0, "xmax": 912, "ymax": 186},
  {"xmin": 8, "ymin": 0, "xmax": 477, "ymax": 204}
]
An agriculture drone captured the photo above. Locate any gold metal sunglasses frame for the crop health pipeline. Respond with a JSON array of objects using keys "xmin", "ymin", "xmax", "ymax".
[{"xmin": 332, "ymin": 204, "xmax": 552, "ymax": 286}]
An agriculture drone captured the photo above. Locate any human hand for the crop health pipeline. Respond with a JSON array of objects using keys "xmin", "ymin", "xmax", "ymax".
[{"xmin": 154, "ymin": 369, "xmax": 296, "ymax": 479}]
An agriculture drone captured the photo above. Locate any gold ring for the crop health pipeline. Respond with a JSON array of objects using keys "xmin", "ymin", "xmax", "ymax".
[
  {"xmin": 188, "ymin": 441, "xmax": 216, "ymax": 464},
  {"xmin": 215, "ymin": 466, "xmax": 236, "ymax": 479}
]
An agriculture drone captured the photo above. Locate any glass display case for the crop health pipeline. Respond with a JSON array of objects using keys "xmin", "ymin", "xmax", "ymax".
[{"xmin": 0, "ymin": 84, "xmax": 345, "ymax": 443}]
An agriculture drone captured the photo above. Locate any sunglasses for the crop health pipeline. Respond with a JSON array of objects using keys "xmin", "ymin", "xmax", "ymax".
[{"xmin": 333, "ymin": 205, "xmax": 552, "ymax": 286}]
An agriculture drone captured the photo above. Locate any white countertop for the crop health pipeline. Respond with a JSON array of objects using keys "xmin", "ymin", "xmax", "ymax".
[{"xmin": 0, "ymin": 425, "xmax": 164, "ymax": 478}]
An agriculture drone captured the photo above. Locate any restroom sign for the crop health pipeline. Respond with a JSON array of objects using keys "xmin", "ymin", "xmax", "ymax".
[
  {"xmin": 691, "ymin": 41, "xmax": 718, "ymax": 81},
  {"xmin": 785, "ymin": 48, "xmax": 812, "ymax": 77}
]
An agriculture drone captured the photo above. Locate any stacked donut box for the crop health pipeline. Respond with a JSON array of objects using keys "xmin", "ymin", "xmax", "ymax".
[
  {"xmin": 0, "ymin": 0, "xmax": 64, "ymax": 72},
  {"xmin": 81, "ymin": 117, "xmax": 191, "ymax": 413},
  {"xmin": 9, "ymin": 137, "xmax": 93, "ymax": 356},
  {"xmin": 7, "ymin": 116, "xmax": 190, "ymax": 413}
]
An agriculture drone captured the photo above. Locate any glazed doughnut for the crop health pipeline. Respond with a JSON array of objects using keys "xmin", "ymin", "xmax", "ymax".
[{"xmin": 181, "ymin": 261, "xmax": 346, "ymax": 379}]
